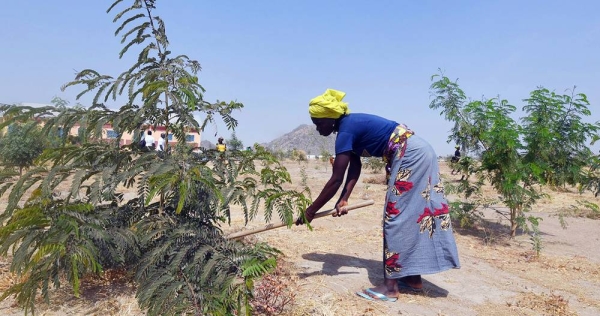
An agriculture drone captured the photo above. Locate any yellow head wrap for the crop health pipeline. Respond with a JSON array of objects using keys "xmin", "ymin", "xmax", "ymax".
[{"xmin": 308, "ymin": 89, "xmax": 350, "ymax": 119}]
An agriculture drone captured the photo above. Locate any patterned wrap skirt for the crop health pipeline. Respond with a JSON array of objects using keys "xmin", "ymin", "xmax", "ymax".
[{"xmin": 382, "ymin": 126, "xmax": 460, "ymax": 278}]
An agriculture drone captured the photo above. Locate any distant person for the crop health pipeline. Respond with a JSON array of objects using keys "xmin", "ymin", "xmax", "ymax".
[
  {"xmin": 137, "ymin": 128, "xmax": 146, "ymax": 148},
  {"xmin": 295, "ymin": 88, "xmax": 460, "ymax": 302},
  {"xmin": 216, "ymin": 137, "xmax": 227, "ymax": 152},
  {"xmin": 329, "ymin": 155, "xmax": 335, "ymax": 166},
  {"xmin": 157, "ymin": 133, "xmax": 166, "ymax": 153},
  {"xmin": 450, "ymin": 145, "xmax": 461, "ymax": 175},
  {"xmin": 144, "ymin": 130, "xmax": 155, "ymax": 150}
]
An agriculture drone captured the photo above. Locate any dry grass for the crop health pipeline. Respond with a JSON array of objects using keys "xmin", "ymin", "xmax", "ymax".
[
  {"xmin": 510, "ymin": 292, "xmax": 577, "ymax": 316},
  {"xmin": 0, "ymin": 267, "xmax": 142, "ymax": 316}
]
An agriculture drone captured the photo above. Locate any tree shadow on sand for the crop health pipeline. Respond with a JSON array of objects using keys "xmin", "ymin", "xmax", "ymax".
[{"xmin": 300, "ymin": 252, "xmax": 449, "ymax": 298}]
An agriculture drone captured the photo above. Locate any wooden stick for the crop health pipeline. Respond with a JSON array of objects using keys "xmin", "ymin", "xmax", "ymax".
[{"xmin": 226, "ymin": 199, "xmax": 375, "ymax": 240}]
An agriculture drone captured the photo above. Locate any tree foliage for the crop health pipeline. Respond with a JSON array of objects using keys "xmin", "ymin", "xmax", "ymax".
[
  {"xmin": 582, "ymin": 154, "xmax": 600, "ymax": 197},
  {"xmin": 0, "ymin": 1, "xmax": 310, "ymax": 315},
  {"xmin": 429, "ymin": 71, "xmax": 599, "ymax": 238},
  {"xmin": 0, "ymin": 122, "xmax": 46, "ymax": 175},
  {"xmin": 228, "ymin": 132, "xmax": 244, "ymax": 151},
  {"xmin": 363, "ymin": 157, "xmax": 386, "ymax": 173},
  {"xmin": 521, "ymin": 88, "xmax": 599, "ymax": 187},
  {"xmin": 290, "ymin": 149, "xmax": 307, "ymax": 162}
]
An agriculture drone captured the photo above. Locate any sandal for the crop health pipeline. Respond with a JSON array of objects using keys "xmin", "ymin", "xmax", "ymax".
[{"xmin": 355, "ymin": 288, "xmax": 398, "ymax": 302}]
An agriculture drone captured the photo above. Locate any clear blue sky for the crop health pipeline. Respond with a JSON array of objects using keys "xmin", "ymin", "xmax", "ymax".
[{"xmin": 1, "ymin": 0, "xmax": 599, "ymax": 155}]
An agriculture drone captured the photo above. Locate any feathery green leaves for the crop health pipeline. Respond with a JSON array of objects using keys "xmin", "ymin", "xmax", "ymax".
[
  {"xmin": 430, "ymin": 71, "xmax": 598, "ymax": 239},
  {"xmin": 0, "ymin": 1, "xmax": 309, "ymax": 315}
]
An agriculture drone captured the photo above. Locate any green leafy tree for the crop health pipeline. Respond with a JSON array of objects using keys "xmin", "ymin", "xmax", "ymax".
[
  {"xmin": 521, "ymin": 88, "xmax": 598, "ymax": 187},
  {"xmin": 0, "ymin": 122, "xmax": 45, "ymax": 175},
  {"xmin": 228, "ymin": 132, "xmax": 244, "ymax": 151},
  {"xmin": 320, "ymin": 149, "xmax": 332, "ymax": 171},
  {"xmin": 431, "ymin": 72, "xmax": 599, "ymax": 238},
  {"xmin": 319, "ymin": 149, "xmax": 331, "ymax": 162},
  {"xmin": 582, "ymin": 152, "xmax": 600, "ymax": 197},
  {"xmin": 49, "ymin": 97, "xmax": 88, "ymax": 145},
  {"xmin": 269, "ymin": 149, "xmax": 286, "ymax": 161},
  {"xmin": 430, "ymin": 73, "xmax": 559, "ymax": 237},
  {"xmin": 290, "ymin": 149, "xmax": 307, "ymax": 163},
  {"xmin": 363, "ymin": 157, "xmax": 386, "ymax": 173},
  {"xmin": 0, "ymin": 1, "xmax": 310, "ymax": 315}
]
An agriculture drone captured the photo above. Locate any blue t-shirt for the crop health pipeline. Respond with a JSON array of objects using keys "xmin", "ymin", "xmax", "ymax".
[{"xmin": 335, "ymin": 113, "xmax": 398, "ymax": 157}]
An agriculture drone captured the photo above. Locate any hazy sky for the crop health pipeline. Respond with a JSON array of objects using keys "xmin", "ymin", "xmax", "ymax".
[{"xmin": 1, "ymin": 0, "xmax": 599, "ymax": 155}]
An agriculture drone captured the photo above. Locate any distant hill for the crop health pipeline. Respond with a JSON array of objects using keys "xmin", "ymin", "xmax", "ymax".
[
  {"xmin": 200, "ymin": 140, "xmax": 215, "ymax": 149},
  {"xmin": 264, "ymin": 124, "xmax": 335, "ymax": 155}
]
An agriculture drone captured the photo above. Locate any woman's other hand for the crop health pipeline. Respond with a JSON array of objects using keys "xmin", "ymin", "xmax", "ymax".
[
  {"xmin": 333, "ymin": 200, "xmax": 348, "ymax": 217},
  {"xmin": 295, "ymin": 209, "xmax": 316, "ymax": 225}
]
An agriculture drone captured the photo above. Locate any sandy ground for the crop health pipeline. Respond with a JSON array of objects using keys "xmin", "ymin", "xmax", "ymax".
[
  {"xmin": 1, "ymin": 159, "xmax": 599, "ymax": 315},
  {"xmin": 241, "ymin": 160, "xmax": 600, "ymax": 316}
]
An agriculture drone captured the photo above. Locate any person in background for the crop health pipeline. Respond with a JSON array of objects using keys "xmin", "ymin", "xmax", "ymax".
[
  {"xmin": 144, "ymin": 130, "xmax": 155, "ymax": 151},
  {"xmin": 216, "ymin": 137, "xmax": 227, "ymax": 152},
  {"xmin": 450, "ymin": 145, "xmax": 461, "ymax": 175},
  {"xmin": 296, "ymin": 89, "xmax": 460, "ymax": 302},
  {"xmin": 157, "ymin": 133, "xmax": 166, "ymax": 154}
]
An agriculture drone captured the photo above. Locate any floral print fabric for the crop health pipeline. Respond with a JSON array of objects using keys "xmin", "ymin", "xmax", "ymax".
[{"xmin": 381, "ymin": 132, "xmax": 460, "ymax": 278}]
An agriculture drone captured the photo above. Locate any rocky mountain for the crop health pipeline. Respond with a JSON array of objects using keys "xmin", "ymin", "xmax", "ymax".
[
  {"xmin": 200, "ymin": 140, "xmax": 215, "ymax": 149},
  {"xmin": 264, "ymin": 124, "xmax": 335, "ymax": 155}
]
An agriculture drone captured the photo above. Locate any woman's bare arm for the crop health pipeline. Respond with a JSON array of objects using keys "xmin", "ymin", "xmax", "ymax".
[{"xmin": 296, "ymin": 152, "xmax": 352, "ymax": 224}]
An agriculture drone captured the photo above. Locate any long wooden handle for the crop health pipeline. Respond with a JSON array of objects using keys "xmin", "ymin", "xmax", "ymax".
[{"xmin": 226, "ymin": 199, "xmax": 375, "ymax": 240}]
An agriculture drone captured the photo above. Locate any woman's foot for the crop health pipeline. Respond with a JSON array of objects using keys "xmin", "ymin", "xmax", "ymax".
[
  {"xmin": 398, "ymin": 275, "xmax": 423, "ymax": 292},
  {"xmin": 357, "ymin": 278, "xmax": 399, "ymax": 301}
]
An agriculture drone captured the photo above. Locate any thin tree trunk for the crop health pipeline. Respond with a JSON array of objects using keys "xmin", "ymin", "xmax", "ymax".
[{"xmin": 510, "ymin": 208, "xmax": 518, "ymax": 238}]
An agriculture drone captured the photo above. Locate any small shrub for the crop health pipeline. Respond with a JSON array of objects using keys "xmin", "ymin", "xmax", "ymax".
[
  {"xmin": 530, "ymin": 224, "xmax": 543, "ymax": 258},
  {"xmin": 566, "ymin": 200, "xmax": 600, "ymax": 220},
  {"xmin": 480, "ymin": 224, "xmax": 499, "ymax": 246},
  {"xmin": 300, "ymin": 166, "xmax": 308, "ymax": 187},
  {"xmin": 362, "ymin": 184, "xmax": 371, "ymax": 200},
  {"xmin": 363, "ymin": 157, "xmax": 386, "ymax": 173},
  {"xmin": 448, "ymin": 201, "xmax": 483, "ymax": 229},
  {"xmin": 291, "ymin": 149, "xmax": 307, "ymax": 162}
]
